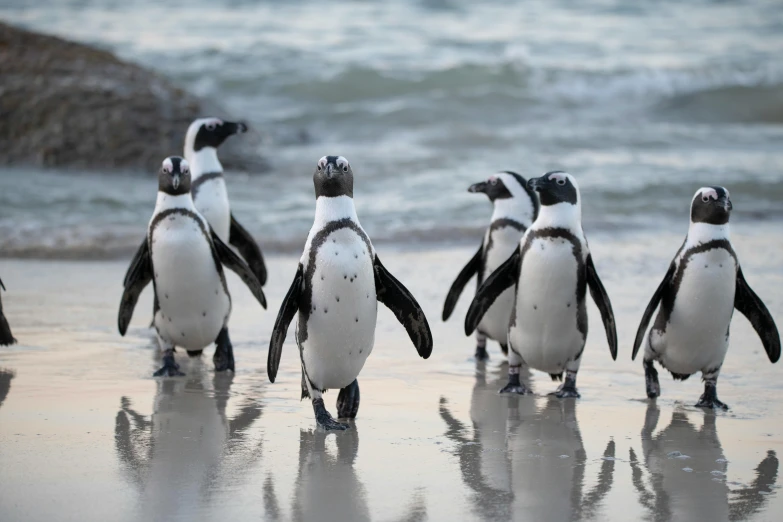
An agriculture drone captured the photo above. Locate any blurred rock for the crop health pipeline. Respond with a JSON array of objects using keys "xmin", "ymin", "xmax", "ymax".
[{"xmin": 0, "ymin": 22, "xmax": 267, "ymax": 173}]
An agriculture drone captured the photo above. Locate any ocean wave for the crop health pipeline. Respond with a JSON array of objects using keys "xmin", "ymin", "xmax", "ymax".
[{"xmin": 266, "ymin": 60, "xmax": 783, "ymax": 124}]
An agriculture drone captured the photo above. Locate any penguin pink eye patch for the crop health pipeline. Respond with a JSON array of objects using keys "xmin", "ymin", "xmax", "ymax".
[
  {"xmin": 548, "ymin": 173, "xmax": 567, "ymax": 185},
  {"xmin": 700, "ymin": 188, "xmax": 719, "ymax": 202},
  {"xmin": 204, "ymin": 118, "xmax": 223, "ymax": 130}
]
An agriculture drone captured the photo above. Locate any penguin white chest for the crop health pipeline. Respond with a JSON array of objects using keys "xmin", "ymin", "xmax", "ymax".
[
  {"xmin": 509, "ymin": 237, "xmax": 584, "ymax": 373},
  {"xmin": 299, "ymin": 227, "xmax": 378, "ymax": 390},
  {"xmin": 656, "ymin": 248, "xmax": 736, "ymax": 374},
  {"xmin": 151, "ymin": 215, "xmax": 230, "ymax": 350},
  {"xmin": 193, "ymin": 178, "xmax": 231, "ymax": 243},
  {"xmin": 478, "ymin": 225, "xmax": 526, "ymax": 343}
]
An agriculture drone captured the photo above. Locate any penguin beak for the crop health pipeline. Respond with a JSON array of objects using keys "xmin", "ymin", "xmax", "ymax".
[
  {"xmin": 325, "ymin": 163, "xmax": 334, "ymax": 179},
  {"xmin": 172, "ymin": 174, "xmax": 181, "ymax": 190},
  {"xmin": 527, "ymin": 177, "xmax": 542, "ymax": 191},
  {"xmin": 223, "ymin": 121, "xmax": 248, "ymax": 135},
  {"xmin": 468, "ymin": 181, "xmax": 488, "ymax": 194},
  {"xmin": 721, "ymin": 197, "xmax": 733, "ymax": 212}
]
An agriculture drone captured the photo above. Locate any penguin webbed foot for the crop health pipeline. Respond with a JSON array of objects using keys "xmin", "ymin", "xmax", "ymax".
[
  {"xmin": 475, "ymin": 345, "xmax": 489, "ymax": 361},
  {"xmin": 499, "ymin": 373, "xmax": 531, "ymax": 395},
  {"xmin": 313, "ymin": 398, "xmax": 349, "ymax": 430},
  {"xmin": 695, "ymin": 381, "xmax": 729, "ymax": 411},
  {"xmin": 644, "ymin": 360, "xmax": 660, "ymax": 399},
  {"xmin": 337, "ymin": 379, "xmax": 360, "ymax": 419},
  {"xmin": 153, "ymin": 351, "xmax": 185, "ymax": 377},
  {"xmin": 550, "ymin": 387, "xmax": 580, "ymax": 398},
  {"xmin": 213, "ymin": 327, "xmax": 235, "ymax": 372},
  {"xmin": 550, "ymin": 371, "xmax": 580, "ymax": 398}
]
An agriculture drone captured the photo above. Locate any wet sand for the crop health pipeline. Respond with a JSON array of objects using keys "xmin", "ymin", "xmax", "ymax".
[{"xmin": 0, "ymin": 226, "xmax": 781, "ymax": 521}]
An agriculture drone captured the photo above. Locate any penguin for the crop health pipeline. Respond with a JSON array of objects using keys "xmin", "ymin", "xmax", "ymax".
[
  {"xmin": 267, "ymin": 155, "xmax": 433, "ymax": 430},
  {"xmin": 184, "ymin": 117, "xmax": 267, "ymax": 287},
  {"xmin": 632, "ymin": 186, "xmax": 780, "ymax": 410},
  {"xmin": 118, "ymin": 156, "xmax": 266, "ymax": 376},
  {"xmin": 465, "ymin": 171, "xmax": 617, "ymax": 397},
  {"xmin": 0, "ymin": 278, "xmax": 16, "ymax": 346},
  {"xmin": 442, "ymin": 171, "xmax": 539, "ymax": 360}
]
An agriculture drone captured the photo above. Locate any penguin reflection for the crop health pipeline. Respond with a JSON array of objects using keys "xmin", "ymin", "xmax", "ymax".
[
  {"xmin": 114, "ymin": 367, "xmax": 263, "ymax": 516},
  {"xmin": 0, "ymin": 368, "xmax": 14, "ymax": 409},
  {"xmin": 439, "ymin": 364, "xmax": 615, "ymax": 521},
  {"xmin": 630, "ymin": 404, "xmax": 778, "ymax": 522},
  {"xmin": 291, "ymin": 427, "xmax": 427, "ymax": 522}
]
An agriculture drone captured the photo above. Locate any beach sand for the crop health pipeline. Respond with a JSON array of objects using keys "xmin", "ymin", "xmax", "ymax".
[{"xmin": 0, "ymin": 226, "xmax": 781, "ymax": 521}]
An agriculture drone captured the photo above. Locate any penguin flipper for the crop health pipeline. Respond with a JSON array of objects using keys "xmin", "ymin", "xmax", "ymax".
[
  {"xmin": 374, "ymin": 254, "xmax": 433, "ymax": 359},
  {"xmin": 211, "ymin": 230, "xmax": 267, "ymax": 309},
  {"xmin": 442, "ymin": 242, "xmax": 483, "ymax": 321},
  {"xmin": 118, "ymin": 239, "xmax": 153, "ymax": 336},
  {"xmin": 0, "ymin": 280, "xmax": 16, "ymax": 346},
  {"xmin": 585, "ymin": 254, "xmax": 618, "ymax": 361},
  {"xmin": 229, "ymin": 213, "xmax": 268, "ymax": 286},
  {"xmin": 735, "ymin": 267, "xmax": 781, "ymax": 363},
  {"xmin": 268, "ymin": 264, "xmax": 303, "ymax": 383},
  {"xmin": 464, "ymin": 248, "xmax": 520, "ymax": 336},
  {"xmin": 632, "ymin": 262, "xmax": 675, "ymax": 360}
]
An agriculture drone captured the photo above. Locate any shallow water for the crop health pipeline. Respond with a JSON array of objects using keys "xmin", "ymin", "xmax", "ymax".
[
  {"xmin": 1, "ymin": 0, "xmax": 783, "ymax": 256},
  {"xmin": 0, "ymin": 232, "xmax": 781, "ymax": 520}
]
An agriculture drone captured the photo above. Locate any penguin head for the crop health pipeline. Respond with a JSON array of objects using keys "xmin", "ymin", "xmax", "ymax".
[
  {"xmin": 527, "ymin": 171, "xmax": 579, "ymax": 207},
  {"xmin": 158, "ymin": 156, "xmax": 191, "ymax": 196},
  {"xmin": 313, "ymin": 156, "xmax": 354, "ymax": 198},
  {"xmin": 469, "ymin": 171, "xmax": 539, "ymax": 221},
  {"xmin": 184, "ymin": 117, "xmax": 248, "ymax": 156},
  {"xmin": 691, "ymin": 186, "xmax": 732, "ymax": 225}
]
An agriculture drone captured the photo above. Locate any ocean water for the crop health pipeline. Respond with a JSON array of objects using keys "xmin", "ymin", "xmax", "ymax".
[{"xmin": 1, "ymin": 0, "xmax": 783, "ymax": 257}]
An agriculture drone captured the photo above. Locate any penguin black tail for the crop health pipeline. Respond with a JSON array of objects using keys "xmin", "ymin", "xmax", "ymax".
[
  {"xmin": 550, "ymin": 372, "xmax": 563, "ymax": 382},
  {"xmin": 670, "ymin": 371, "xmax": 691, "ymax": 381}
]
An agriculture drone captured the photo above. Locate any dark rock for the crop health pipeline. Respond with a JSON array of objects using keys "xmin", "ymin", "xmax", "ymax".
[{"xmin": 0, "ymin": 22, "xmax": 266, "ymax": 172}]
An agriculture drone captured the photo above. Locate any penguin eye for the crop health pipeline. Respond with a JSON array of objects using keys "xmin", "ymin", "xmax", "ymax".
[
  {"xmin": 205, "ymin": 122, "xmax": 217, "ymax": 131},
  {"xmin": 556, "ymin": 179, "xmax": 566, "ymax": 186},
  {"xmin": 490, "ymin": 178, "xmax": 498, "ymax": 186},
  {"xmin": 702, "ymin": 196, "xmax": 709, "ymax": 203},
  {"xmin": 342, "ymin": 165, "xmax": 348, "ymax": 172}
]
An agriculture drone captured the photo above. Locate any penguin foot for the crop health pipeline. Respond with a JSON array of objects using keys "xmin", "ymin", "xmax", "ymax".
[
  {"xmin": 499, "ymin": 374, "xmax": 531, "ymax": 395},
  {"xmin": 475, "ymin": 345, "xmax": 489, "ymax": 361},
  {"xmin": 213, "ymin": 327, "xmax": 235, "ymax": 372},
  {"xmin": 153, "ymin": 352, "xmax": 185, "ymax": 377},
  {"xmin": 695, "ymin": 382, "xmax": 728, "ymax": 410},
  {"xmin": 187, "ymin": 350, "xmax": 203, "ymax": 358},
  {"xmin": 550, "ymin": 385, "xmax": 580, "ymax": 399},
  {"xmin": 313, "ymin": 398, "xmax": 349, "ymax": 430},
  {"xmin": 644, "ymin": 360, "xmax": 660, "ymax": 399},
  {"xmin": 337, "ymin": 379, "xmax": 360, "ymax": 419},
  {"xmin": 550, "ymin": 371, "xmax": 580, "ymax": 398}
]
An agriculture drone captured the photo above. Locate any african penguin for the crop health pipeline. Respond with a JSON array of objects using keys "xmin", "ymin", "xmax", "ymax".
[
  {"xmin": 442, "ymin": 171, "xmax": 539, "ymax": 360},
  {"xmin": 184, "ymin": 117, "xmax": 267, "ymax": 287},
  {"xmin": 0, "ymin": 278, "xmax": 16, "ymax": 346},
  {"xmin": 465, "ymin": 171, "xmax": 617, "ymax": 397},
  {"xmin": 118, "ymin": 156, "xmax": 266, "ymax": 376},
  {"xmin": 268, "ymin": 156, "xmax": 433, "ymax": 430},
  {"xmin": 632, "ymin": 186, "xmax": 780, "ymax": 410}
]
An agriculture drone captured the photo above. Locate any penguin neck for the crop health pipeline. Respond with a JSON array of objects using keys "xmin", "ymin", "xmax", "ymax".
[
  {"xmin": 187, "ymin": 147, "xmax": 223, "ymax": 178},
  {"xmin": 154, "ymin": 191, "xmax": 197, "ymax": 213},
  {"xmin": 491, "ymin": 198, "xmax": 533, "ymax": 226},
  {"xmin": 313, "ymin": 195, "xmax": 359, "ymax": 225},
  {"xmin": 686, "ymin": 222, "xmax": 730, "ymax": 247},
  {"xmin": 532, "ymin": 202, "xmax": 581, "ymax": 231}
]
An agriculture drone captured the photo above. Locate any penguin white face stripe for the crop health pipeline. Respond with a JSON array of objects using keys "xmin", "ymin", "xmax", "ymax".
[
  {"xmin": 179, "ymin": 159, "xmax": 190, "ymax": 174},
  {"xmin": 317, "ymin": 157, "xmax": 328, "ymax": 170},
  {"xmin": 162, "ymin": 158, "xmax": 173, "ymax": 174},
  {"xmin": 336, "ymin": 156, "xmax": 349, "ymax": 170}
]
